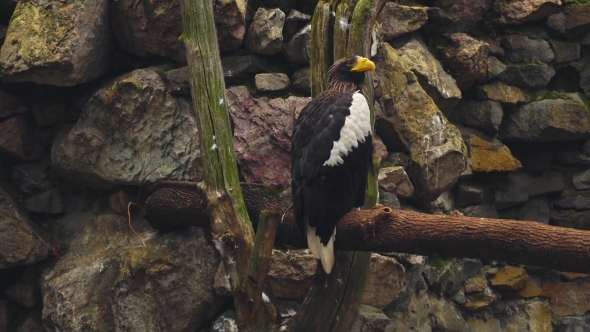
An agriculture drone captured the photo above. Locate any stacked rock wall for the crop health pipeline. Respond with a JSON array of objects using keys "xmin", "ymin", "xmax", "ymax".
[{"xmin": 1, "ymin": 0, "xmax": 590, "ymax": 331}]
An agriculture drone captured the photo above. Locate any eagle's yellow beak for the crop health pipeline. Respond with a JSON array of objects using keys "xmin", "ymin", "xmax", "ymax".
[{"xmin": 351, "ymin": 57, "xmax": 376, "ymax": 72}]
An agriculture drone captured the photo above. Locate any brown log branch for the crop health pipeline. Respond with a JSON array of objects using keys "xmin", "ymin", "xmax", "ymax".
[{"xmin": 145, "ymin": 182, "xmax": 590, "ymax": 274}]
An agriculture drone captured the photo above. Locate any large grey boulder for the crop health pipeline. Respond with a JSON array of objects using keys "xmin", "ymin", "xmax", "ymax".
[
  {"xmin": 501, "ymin": 35, "xmax": 554, "ymax": 63},
  {"xmin": 52, "ymin": 68, "xmax": 202, "ymax": 189},
  {"xmin": 499, "ymin": 99, "xmax": 590, "ymax": 142},
  {"xmin": 496, "ymin": 64, "xmax": 555, "ymax": 89},
  {"xmin": 245, "ymin": 8, "xmax": 285, "ymax": 55},
  {"xmin": 0, "ymin": 186, "xmax": 50, "ymax": 269},
  {"xmin": 451, "ymin": 101, "xmax": 503, "ymax": 136},
  {"xmin": 0, "ymin": 0, "xmax": 112, "ymax": 86},
  {"xmin": 375, "ymin": 42, "xmax": 467, "ymax": 202},
  {"xmin": 41, "ymin": 213, "xmax": 222, "ymax": 331},
  {"xmin": 393, "ymin": 34, "xmax": 462, "ymax": 113}
]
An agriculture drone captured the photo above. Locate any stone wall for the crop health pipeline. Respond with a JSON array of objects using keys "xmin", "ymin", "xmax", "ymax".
[{"xmin": 1, "ymin": 0, "xmax": 590, "ymax": 331}]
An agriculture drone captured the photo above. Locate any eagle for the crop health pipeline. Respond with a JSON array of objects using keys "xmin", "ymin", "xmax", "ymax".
[{"xmin": 291, "ymin": 55, "xmax": 375, "ymax": 274}]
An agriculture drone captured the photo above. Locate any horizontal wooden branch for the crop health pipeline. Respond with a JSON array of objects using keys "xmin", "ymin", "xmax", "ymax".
[{"xmin": 144, "ymin": 181, "xmax": 590, "ymax": 274}]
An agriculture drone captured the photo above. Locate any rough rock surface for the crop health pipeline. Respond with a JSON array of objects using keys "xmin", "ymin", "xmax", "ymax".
[
  {"xmin": 451, "ymin": 101, "xmax": 503, "ymax": 135},
  {"xmin": 291, "ymin": 67, "xmax": 311, "ymax": 95},
  {"xmin": 439, "ymin": 33, "xmax": 489, "ymax": 90},
  {"xmin": 110, "ymin": 0, "xmax": 185, "ymax": 62},
  {"xmin": 499, "ymin": 99, "xmax": 590, "ymax": 142},
  {"xmin": 214, "ymin": 0, "xmax": 248, "ymax": 51},
  {"xmin": 52, "ymin": 68, "xmax": 202, "ymax": 189},
  {"xmin": 41, "ymin": 213, "xmax": 222, "ymax": 331},
  {"xmin": 221, "ymin": 54, "xmax": 269, "ymax": 84},
  {"xmin": 362, "ymin": 254, "xmax": 405, "ymax": 309},
  {"xmin": 547, "ymin": 4, "xmax": 590, "ymax": 39},
  {"xmin": 0, "ymin": 116, "xmax": 44, "ymax": 162},
  {"xmin": 477, "ymin": 81, "xmax": 527, "ymax": 104},
  {"xmin": 496, "ymin": 64, "xmax": 556, "ymax": 89},
  {"xmin": 245, "ymin": 8, "xmax": 285, "ymax": 55},
  {"xmin": 283, "ymin": 23, "xmax": 311, "ymax": 64},
  {"xmin": 226, "ymin": 86, "xmax": 309, "ymax": 186},
  {"xmin": 460, "ymin": 127, "xmax": 522, "ymax": 173},
  {"xmin": 501, "ymin": 35, "xmax": 554, "ymax": 63},
  {"xmin": 0, "ymin": 0, "xmax": 112, "ymax": 85},
  {"xmin": 492, "ymin": 0, "xmax": 561, "ymax": 27},
  {"xmin": 378, "ymin": 166, "xmax": 414, "ymax": 199},
  {"xmin": 283, "ymin": 10, "xmax": 311, "ymax": 41},
  {"xmin": 376, "ymin": 42, "xmax": 467, "ymax": 202},
  {"xmin": 393, "ymin": 34, "xmax": 462, "ymax": 113},
  {"xmin": 551, "ymin": 41, "xmax": 581, "ymax": 64},
  {"xmin": 267, "ymin": 249, "xmax": 316, "ymax": 299},
  {"xmin": 432, "ymin": 0, "xmax": 492, "ymax": 33},
  {"xmin": 351, "ymin": 305, "xmax": 393, "ymax": 332},
  {"xmin": 378, "ymin": 2, "xmax": 428, "ymax": 41},
  {"xmin": 255, "ymin": 73, "xmax": 290, "ymax": 92},
  {"xmin": 0, "ymin": 186, "xmax": 50, "ymax": 269}
]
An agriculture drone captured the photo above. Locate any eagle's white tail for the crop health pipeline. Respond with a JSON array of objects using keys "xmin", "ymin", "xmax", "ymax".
[{"xmin": 306, "ymin": 225, "xmax": 336, "ymax": 274}]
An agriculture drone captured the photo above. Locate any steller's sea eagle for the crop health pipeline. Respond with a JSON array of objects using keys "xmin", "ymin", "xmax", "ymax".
[{"xmin": 291, "ymin": 55, "xmax": 375, "ymax": 274}]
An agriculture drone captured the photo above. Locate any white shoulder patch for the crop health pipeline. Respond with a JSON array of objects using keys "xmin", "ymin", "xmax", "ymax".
[{"xmin": 323, "ymin": 91, "xmax": 372, "ymax": 166}]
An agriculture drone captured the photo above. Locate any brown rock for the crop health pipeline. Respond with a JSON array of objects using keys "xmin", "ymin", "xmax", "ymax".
[
  {"xmin": 373, "ymin": 135, "xmax": 388, "ymax": 165},
  {"xmin": 214, "ymin": 0, "xmax": 247, "ymax": 51},
  {"xmin": 378, "ymin": 2, "xmax": 428, "ymax": 41},
  {"xmin": 515, "ymin": 279, "xmax": 542, "ymax": 298},
  {"xmin": 245, "ymin": 8, "xmax": 285, "ymax": 55},
  {"xmin": 0, "ymin": 89, "xmax": 28, "ymax": 120},
  {"xmin": 110, "ymin": 0, "xmax": 185, "ymax": 62},
  {"xmin": 541, "ymin": 282, "xmax": 590, "ymax": 319},
  {"xmin": 464, "ymin": 276, "xmax": 488, "ymax": 293},
  {"xmin": 0, "ymin": 186, "xmax": 50, "ymax": 269},
  {"xmin": 433, "ymin": 0, "xmax": 492, "ymax": 33},
  {"xmin": 267, "ymin": 249, "xmax": 317, "ymax": 299},
  {"xmin": 378, "ymin": 166, "xmax": 414, "ymax": 198},
  {"xmin": 362, "ymin": 254, "xmax": 405, "ymax": 309},
  {"xmin": 547, "ymin": 4, "xmax": 590, "ymax": 39},
  {"xmin": 525, "ymin": 301, "xmax": 552, "ymax": 332},
  {"xmin": 477, "ymin": 81, "xmax": 528, "ymax": 104},
  {"xmin": 0, "ymin": 116, "xmax": 43, "ymax": 162},
  {"xmin": 254, "ymin": 73, "xmax": 290, "ymax": 92},
  {"xmin": 439, "ymin": 33, "xmax": 489, "ymax": 90},
  {"xmin": 464, "ymin": 288, "xmax": 496, "ymax": 310},
  {"xmin": 460, "ymin": 127, "xmax": 522, "ymax": 172},
  {"xmin": 492, "ymin": 0, "xmax": 561, "ymax": 27},
  {"xmin": 0, "ymin": 0, "xmax": 112, "ymax": 86},
  {"xmin": 226, "ymin": 86, "xmax": 310, "ymax": 186},
  {"xmin": 491, "ymin": 266, "xmax": 528, "ymax": 290}
]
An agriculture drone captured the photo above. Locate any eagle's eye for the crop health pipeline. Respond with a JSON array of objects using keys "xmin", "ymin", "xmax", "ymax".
[{"xmin": 346, "ymin": 60, "xmax": 354, "ymax": 67}]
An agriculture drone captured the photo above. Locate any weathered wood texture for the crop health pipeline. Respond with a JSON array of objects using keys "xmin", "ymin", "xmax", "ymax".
[
  {"xmin": 178, "ymin": 0, "xmax": 271, "ymax": 329},
  {"xmin": 145, "ymin": 183, "xmax": 590, "ymax": 274}
]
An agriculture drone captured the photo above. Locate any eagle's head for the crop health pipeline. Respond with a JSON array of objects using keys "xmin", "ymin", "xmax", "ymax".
[{"xmin": 327, "ymin": 55, "xmax": 376, "ymax": 91}]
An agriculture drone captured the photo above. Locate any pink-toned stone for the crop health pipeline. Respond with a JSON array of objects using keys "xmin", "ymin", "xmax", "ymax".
[
  {"xmin": 226, "ymin": 86, "xmax": 310, "ymax": 186},
  {"xmin": 374, "ymin": 135, "xmax": 388, "ymax": 165},
  {"xmin": 0, "ymin": 116, "xmax": 43, "ymax": 162},
  {"xmin": 492, "ymin": 0, "xmax": 561, "ymax": 27},
  {"xmin": 440, "ymin": 33, "xmax": 489, "ymax": 91}
]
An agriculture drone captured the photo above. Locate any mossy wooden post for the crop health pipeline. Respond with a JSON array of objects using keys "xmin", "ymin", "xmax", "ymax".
[
  {"xmin": 178, "ymin": 1, "xmax": 276, "ymax": 330},
  {"xmin": 285, "ymin": 0, "xmax": 386, "ymax": 330}
]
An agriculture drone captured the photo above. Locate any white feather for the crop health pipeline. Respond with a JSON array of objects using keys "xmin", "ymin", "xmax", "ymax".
[
  {"xmin": 306, "ymin": 224, "xmax": 322, "ymax": 259},
  {"xmin": 323, "ymin": 91, "xmax": 372, "ymax": 166},
  {"xmin": 307, "ymin": 222, "xmax": 336, "ymax": 274},
  {"xmin": 320, "ymin": 228, "xmax": 336, "ymax": 274}
]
